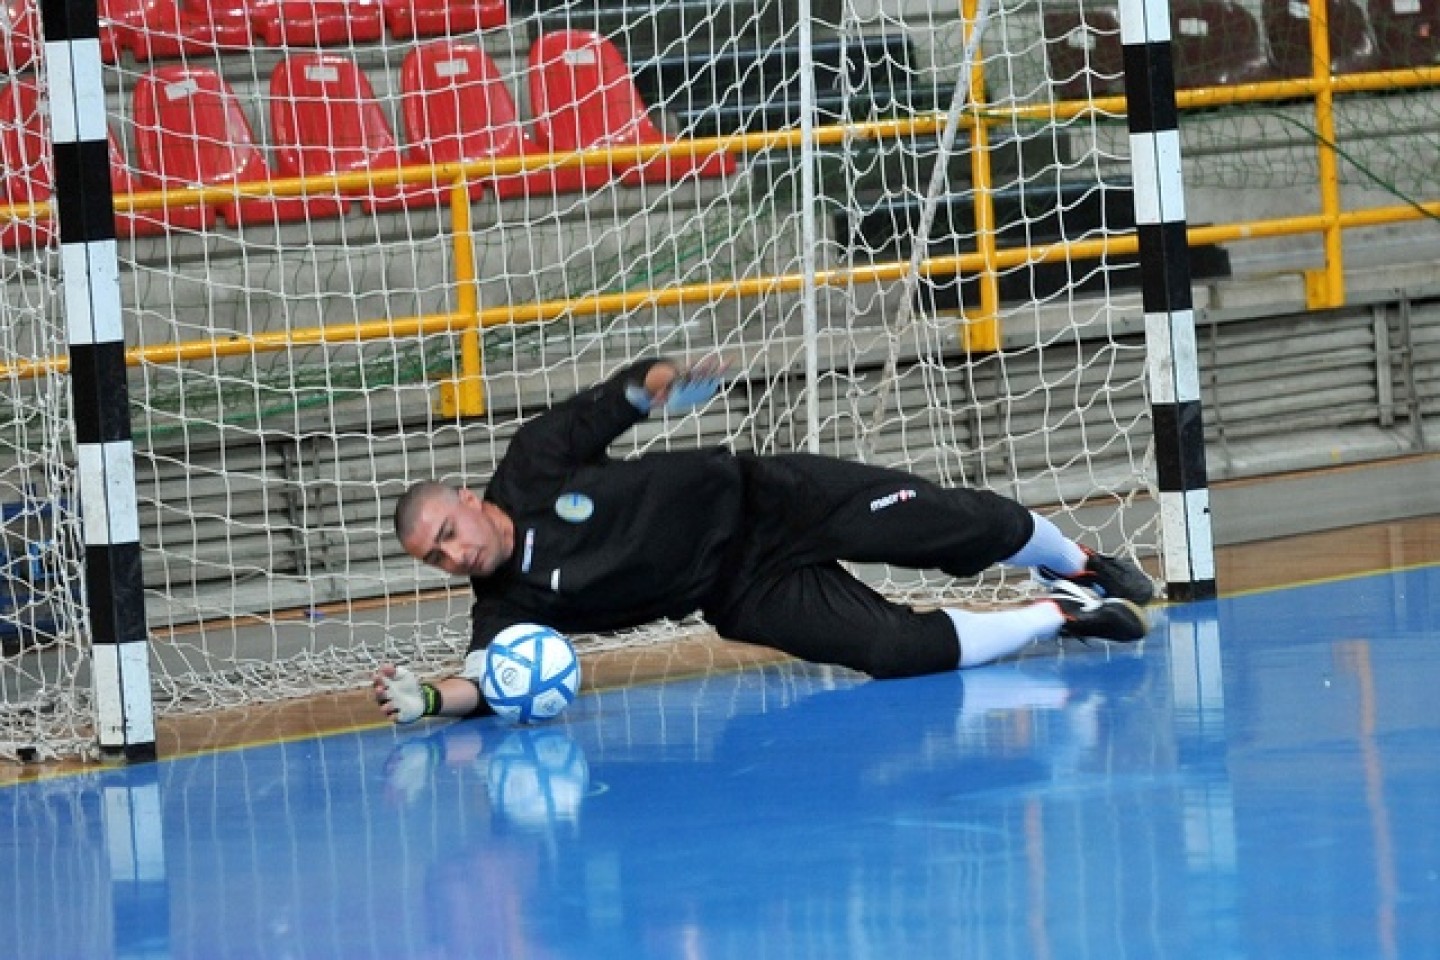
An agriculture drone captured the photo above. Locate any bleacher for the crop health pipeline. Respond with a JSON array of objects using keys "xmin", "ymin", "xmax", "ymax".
[
  {"xmin": 0, "ymin": 22, "xmax": 747, "ymax": 248},
  {"xmin": 630, "ymin": 33, "xmax": 941, "ymax": 138},
  {"xmin": 0, "ymin": 0, "xmax": 1435, "ymax": 290},
  {"xmin": 837, "ymin": 180, "xmax": 1234, "ymax": 312},
  {"xmin": 1044, "ymin": 0, "xmax": 1440, "ymax": 101}
]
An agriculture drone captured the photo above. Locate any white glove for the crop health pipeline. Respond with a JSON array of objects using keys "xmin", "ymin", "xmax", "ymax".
[{"xmin": 375, "ymin": 665, "xmax": 427, "ymax": 724}]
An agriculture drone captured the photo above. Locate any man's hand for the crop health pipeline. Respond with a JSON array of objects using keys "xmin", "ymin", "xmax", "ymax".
[
  {"xmin": 373, "ymin": 664, "xmax": 429, "ymax": 724},
  {"xmin": 664, "ymin": 356, "xmax": 727, "ymax": 413},
  {"xmin": 628, "ymin": 356, "xmax": 728, "ymax": 414}
]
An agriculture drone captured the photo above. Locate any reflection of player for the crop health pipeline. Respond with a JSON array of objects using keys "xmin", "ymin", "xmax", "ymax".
[
  {"xmin": 383, "ymin": 723, "xmax": 592, "ymax": 836},
  {"xmin": 383, "ymin": 723, "xmax": 591, "ymax": 959},
  {"xmin": 420, "ymin": 820, "xmax": 571, "ymax": 960},
  {"xmin": 606, "ymin": 665, "xmax": 1155, "ymax": 955},
  {"xmin": 393, "ymin": 662, "xmax": 1149, "ymax": 957},
  {"xmin": 374, "ymin": 356, "xmax": 1154, "ymax": 724},
  {"xmin": 382, "ymin": 722, "xmax": 488, "ymax": 808}
]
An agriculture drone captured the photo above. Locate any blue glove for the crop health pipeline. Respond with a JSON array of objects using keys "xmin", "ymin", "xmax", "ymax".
[
  {"xmin": 624, "ymin": 383, "xmax": 656, "ymax": 414},
  {"xmin": 662, "ymin": 370, "xmax": 724, "ymax": 413},
  {"xmin": 625, "ymin": 363, "xmax": 726, "ymax": 415}
]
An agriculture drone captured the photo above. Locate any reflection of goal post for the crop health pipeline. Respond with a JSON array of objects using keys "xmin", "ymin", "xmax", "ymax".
[{"xmin": 0, "ymin": 0, "xmax": 1211, "ymax": 760}]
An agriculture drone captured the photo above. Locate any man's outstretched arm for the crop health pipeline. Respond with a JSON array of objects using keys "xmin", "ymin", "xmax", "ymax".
[
  {"xmin": 512, "ymin": 356, "xmax": 726, "ymax": 471},
  {"xmin": 373, "ymin": 664, "xmax": 493, "ymax": 722}
]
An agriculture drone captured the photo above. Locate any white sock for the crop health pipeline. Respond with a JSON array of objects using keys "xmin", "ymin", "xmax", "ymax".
[
  {"xmin": 944, "ymin": 603, "xmax": 1065, "ymax": 668},
  {"xmin": 1003, "ymin": 511, "xmax": 1087, "ymax": 573}
]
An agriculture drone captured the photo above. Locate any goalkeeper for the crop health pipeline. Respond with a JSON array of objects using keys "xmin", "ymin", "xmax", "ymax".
[{"xmin": 374, "ymin": 357, "xmax": 1155, "ymax": 723}]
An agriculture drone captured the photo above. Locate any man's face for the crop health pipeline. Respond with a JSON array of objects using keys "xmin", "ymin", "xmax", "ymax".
[{"xmin": 400, "ymin": 487, "xmax": 514, "ymax": 578}]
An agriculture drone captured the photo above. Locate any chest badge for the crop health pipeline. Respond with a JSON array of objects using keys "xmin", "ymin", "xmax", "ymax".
[{"xmin": 554, "ymin": 492, "xmax": 594, "ymax": 523}]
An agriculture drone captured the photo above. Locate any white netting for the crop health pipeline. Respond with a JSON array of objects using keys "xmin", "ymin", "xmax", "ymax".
[{"xmin": 0, "ymin": 0, "xmax": 1161, "ymax": 759}]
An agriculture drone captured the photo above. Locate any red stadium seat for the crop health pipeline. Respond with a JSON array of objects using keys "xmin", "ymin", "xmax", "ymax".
[
  {"xmin": 132, "ymin": 66, "xmax": 345, "ymax": 228},
  {"xmin": 1170, "ymin": 0, "xmax": 1278, "ymax": 87},
  {"xmin": 0, "ymin": 80, "xmax": 53, "ymax": 250},
  {"xmin": 527, "ymin": 29, "xmax": 735, "ymax": 187},
  {"xmin": 1367, "ymin": 0, "xmax": 1439, "ymax": 69},
  {"xmin": 1, "ymin": 0, "xmax": 40, "ymax": 73},
  {"xmin": 109, "ymin": 130, "xmax": 216, "ymax": 239},
  {"xmin": 250, "ymin": 0, "xmax": 383, "ymax": 47},
  {"xmin": 270, "ymin": 53, "xmax": 438, "ymax": 213},
  {"xmin": 1042, "ymin": 8, "xmax": 1127, "ymax": 101},
  {"xmin": 399, "ymin": 39, "xmax": 593, "ymax": 200},
  {"xmin": 0, "ymin": 80, "xmax": 211, "ymax": 249},
  {"xmin": 1263, "ymin": 0, "xmax": 1383, "ymax": 77},
  {"xmin": 93, "ymin": 0, "xmax": 132, "ymax": 62},
  {"xmin": 101, "ymin": 0, "xmax": 252, "ymax": 62},
  {"xmin": 384, "ymin": 0, "xmax": 506, "ymax": 40}
]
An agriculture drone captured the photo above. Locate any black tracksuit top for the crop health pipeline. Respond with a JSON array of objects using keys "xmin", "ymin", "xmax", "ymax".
[{"xmin": 467, "ymin": 359, "xmax": 745, "ymax": 651}]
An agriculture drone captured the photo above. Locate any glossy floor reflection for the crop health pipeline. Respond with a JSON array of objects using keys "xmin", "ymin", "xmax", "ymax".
[{"xmin": 5, "ymin": 565, "xmax": 1440, "ymax": 959}]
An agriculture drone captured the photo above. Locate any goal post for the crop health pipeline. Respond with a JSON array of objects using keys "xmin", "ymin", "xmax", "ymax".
[
  {"xmin": 0, "ymin": 0, "xmax": 1210, "ymax": 761},
  {"xmin": 1119, "ymin": 0, "xmax": 1216, "ymax": 600},
  {"xmin": 48, "ymin": 0, "xmax": 158, "ymax": 762}
]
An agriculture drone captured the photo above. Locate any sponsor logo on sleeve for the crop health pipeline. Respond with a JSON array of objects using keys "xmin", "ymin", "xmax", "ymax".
[{"xmin": 869, "ymin": 488, "xmax": 917, "ymax": 512}]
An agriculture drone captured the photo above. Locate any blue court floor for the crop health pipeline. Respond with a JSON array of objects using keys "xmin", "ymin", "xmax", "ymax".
[{"xmin": 4, "ymin": 565, "xmax": 1440, "ymax": 959}]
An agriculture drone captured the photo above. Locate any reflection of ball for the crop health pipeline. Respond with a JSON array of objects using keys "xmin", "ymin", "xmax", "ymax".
[
  {"xmin": 487, "ymin": 729, "xmax": 590, "ymax": 830},
  {"xmin": 480, "ymin": 623, "xmax": 582, "ymax": 723}
]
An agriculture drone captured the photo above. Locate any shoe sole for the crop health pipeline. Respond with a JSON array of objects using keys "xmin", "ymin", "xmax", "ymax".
[
  {"xmin": 1060, "ymin": 598, "xmax": 1151, "ymax": 643},
  {"xmin": 1036, "ymin": 568, "xmax": 1156, "ymax": 608},
  {"xmin": 1110, "ymin": 599, "xmax": 1150, "ymax": 641}
]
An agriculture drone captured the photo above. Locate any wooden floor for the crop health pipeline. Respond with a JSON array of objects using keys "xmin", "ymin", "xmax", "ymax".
[{"xmin": 4, "ymin": 515, "xmax": 1438, "ymax": 785}]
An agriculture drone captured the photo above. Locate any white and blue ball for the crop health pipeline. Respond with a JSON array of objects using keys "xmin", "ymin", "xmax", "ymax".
[{"xmin": 477, "ymin": 623, "xmax": 581, "ymax": 723}]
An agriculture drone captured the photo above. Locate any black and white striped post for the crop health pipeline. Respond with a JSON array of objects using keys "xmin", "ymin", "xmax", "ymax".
[
  {"xmin": 1119, "ymin": 0, "xmax": 1217, "ymax": 602},
  {"xmin": 42, "ymin": 0, "xmax": 157, "ymax": 759}
]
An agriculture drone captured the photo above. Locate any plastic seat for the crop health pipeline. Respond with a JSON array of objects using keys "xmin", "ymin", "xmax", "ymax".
[
  {"xmin": 270, "ymin": 53, "xmax": 438, "ymax": 213},
  {"xmin": 1042, "ymin": 8, "xmax": 1127, "ymax": 101},
  {"xmin": 384, "ymin": 0, "xmax": 506, "ymax": 40},
  {"xmin": 97, "ymin": 0, "xmax": 127, "ymax": 62},
  {"xmin": 1367, "ymin": 0, "xmax": 1439, "ymax": 68},
  {"xmin": 400, "ymin": 39, "xmax": 596, "ymax": 200},
  {"xmin": 1, "ymin": 0, "xmax": 40, "ymax": 73},
  {"xmin": 133, "ymin": 66, "xmax": 345, "ymax": 229},
  {"xmin": 0, "ymin": 81, "xmax": 210, "ymax": 249},
  {"xmin": 109, "ymin": 131, "xmax": 216, "ymax": 239},
  {"xmin": 100, "ymin": 0, "xmax": 252, "ymax": 61},
  {"xmin": 0, "ymin": 80, "xmax": 53, "ymax": 250},
  {"xmin": 1264, "ymin": 0, "xmax": 1383, "ymax": 76},
  {"xmin": 1171, "ymin": 0, "xmax": 1279, "ymax": 87},
  {"xmin": 528, "ymin": 29, "xmax": 736, "ymax": 187},
  {"xmin": 249, "ymin": 0, "xmax": 383, "ymax": 47}
]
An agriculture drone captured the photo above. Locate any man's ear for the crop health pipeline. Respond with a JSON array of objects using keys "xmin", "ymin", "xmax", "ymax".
[{"xmin": 456, "ymin": 487, "xmax": 480, "ymax": 508}]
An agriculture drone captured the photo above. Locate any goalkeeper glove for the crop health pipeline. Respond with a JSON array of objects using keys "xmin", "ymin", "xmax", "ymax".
[
  {"xmin": 625, "ymin": 360, "xmax": 726, "ymax": 415},
  {"xmin": 375, "ymin": 665, "xmax": 442, "ymax": 724},
  {"xmin": 663, "ymin": 368, "xmax": 724, "ymax": 412}
]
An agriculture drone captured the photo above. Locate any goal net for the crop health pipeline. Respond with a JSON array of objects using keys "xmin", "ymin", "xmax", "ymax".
[{"xmin": 0, "ymin": 0, "xmax": 1169, "ymax": 760}]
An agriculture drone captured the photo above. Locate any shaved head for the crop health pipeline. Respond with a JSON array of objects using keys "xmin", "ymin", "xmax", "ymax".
[
  {"xmin": 394, "ymin": 481, "xmax": 457, "ymax": 542},
  {"xmin": 394, "ymin": 481, "xmax": 514, "ymax": 578}
]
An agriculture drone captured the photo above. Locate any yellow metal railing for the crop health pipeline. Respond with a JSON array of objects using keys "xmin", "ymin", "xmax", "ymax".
[
  {"xmin": 962, "ymin": 0, "xmax": 1001, "ymax": 353},
  {"xmin": 2, "ymin": 20, "xmax": 1437, "ymax": 413}
]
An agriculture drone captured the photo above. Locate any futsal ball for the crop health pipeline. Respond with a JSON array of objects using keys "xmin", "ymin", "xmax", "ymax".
[{"xmin": 480, "ymin": 623, "xmax": 582, "ymax": 723}]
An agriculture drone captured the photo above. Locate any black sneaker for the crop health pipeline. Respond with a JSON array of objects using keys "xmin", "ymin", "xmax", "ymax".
[
  {"xmin": 1049, "ymin": 582, "xmax": 1150, "ymax": 643},
  {"xmin": 1039, "ymin": 546, "xmax": 1156, "ymax": 606}
]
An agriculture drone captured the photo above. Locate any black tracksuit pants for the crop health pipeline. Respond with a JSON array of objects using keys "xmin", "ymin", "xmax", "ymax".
[{"xmin": 703, "ymin": 453, "xmax": 1036, "ymax": 679}]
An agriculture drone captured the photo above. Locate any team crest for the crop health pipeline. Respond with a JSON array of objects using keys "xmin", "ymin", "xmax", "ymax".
[{"xmin": 554, "ymin": 492, "xmax": 594, "ymax": 523}]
